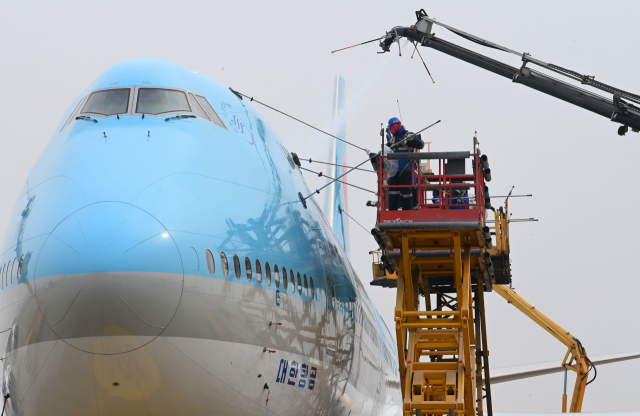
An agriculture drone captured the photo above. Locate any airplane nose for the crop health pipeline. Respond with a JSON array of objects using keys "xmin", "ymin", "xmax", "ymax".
[{"xmin": 33, "ymin": 202, "xmax": 183, "ymax": 354}]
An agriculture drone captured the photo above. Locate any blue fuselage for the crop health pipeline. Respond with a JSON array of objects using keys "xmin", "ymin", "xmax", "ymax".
[{"xmin": 0, "ymin": 58, "xmax": 401, "ymax": 416}]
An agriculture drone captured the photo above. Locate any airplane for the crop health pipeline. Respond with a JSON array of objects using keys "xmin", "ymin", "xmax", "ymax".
[
  {"xmin": 0, "ymin": 57, "xmax": 637, "ymax": 416},
  {"xmin": 0, "ymin": 57, "xmax": 403, "ymax": 416}
]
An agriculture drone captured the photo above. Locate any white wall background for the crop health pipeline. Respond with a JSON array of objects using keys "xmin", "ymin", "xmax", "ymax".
[{"xmin": 0, "ymin": 0, "xmax": 638, "ymax": 412}]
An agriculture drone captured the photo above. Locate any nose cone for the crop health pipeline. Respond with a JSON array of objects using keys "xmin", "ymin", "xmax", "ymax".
[{"xmin": 34, "ymin": 202, "xmax": 183, "ymax": 354}]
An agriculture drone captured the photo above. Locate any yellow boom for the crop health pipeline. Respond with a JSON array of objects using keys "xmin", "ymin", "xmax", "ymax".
[{"xmin": 493, "ymin": 285, "xmax": 591, "ymax": 412}]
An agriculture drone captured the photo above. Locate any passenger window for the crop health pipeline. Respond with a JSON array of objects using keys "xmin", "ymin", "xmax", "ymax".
[
  {"xmin": 255, "ymin": 259, "xmax": 263, "ymax": 284},
  {"xmin": 265, "ymin": 262, "xmax": 272, "ymax": 286},
  {"xmin": 205, "ymin": 249, "xmax": 215, "ymax": 275},
  {"xmin": 310, "ymin": 276, "xmax": 314, "ymax": 300},
  {"xmin": 245, "ymin": 257, "xmax": 252, "ymax": 282},
  {"xmin": 188, "ymin": 93, "xmax": 211, "ymax": 120},
  {"xmin": 274, "ymin": 265, "xmax": 280, "ymax": 289},
  {"xmin": 18, "ymin": 255, "xmax": 24, "ymax": 281},
  {"xmin": 233, "ymin": 254, "xmax": 241, "ymax": 279},
  {"xmin": 282, "ymin": 267, "xmax": 288, "ymax": 291},
  {"xmin": 220, "ymin": 252, "xmax": 229, "ymax": 277},
  {"xmin": 137, "ymin": 88, "xmax": 190, "ymax": 115},
  {"xmin": 195, "ymin": 95, "xmax": 227, "ymax": 130},
  {"xmin": 82, "ymin": 89, "xmax": 130, "ymax": 116},
  {"xmin": 290, "ymin": 269, "xmax": 295, "ymax": 293},
  {"xmin": 304, "ymin": 274, "xmax": 308, "ymax": 298},
  {"xmin": 297, "ymin": 272, "xmax": 302, "ymax": 295}
]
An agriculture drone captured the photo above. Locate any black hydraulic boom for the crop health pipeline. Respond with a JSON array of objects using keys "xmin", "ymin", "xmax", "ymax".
[{"xmin": 379, "ymin": 10, "xmax": 640, "ymax": 136}]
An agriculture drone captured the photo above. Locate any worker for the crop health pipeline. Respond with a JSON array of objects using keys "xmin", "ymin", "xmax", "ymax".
[
  {"xmin": 451, "ymin": 187, "xmax": 469, "ymax": 209},
  {"xmin": 385, "ymin": 117, "xmax": 424, "ymax": 210},
  {"xmin": 432, "ymin": 186, "xmax": 469, "ymax": 209}
]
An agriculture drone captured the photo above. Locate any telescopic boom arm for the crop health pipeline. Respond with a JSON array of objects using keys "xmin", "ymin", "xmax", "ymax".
[
  {"xmin": 493, "ymin": 284, "xmax": 592, "ymax": 412},
  {"xmin": 379, "ymin": 10, "xmax": 640, "ymax": 136}
]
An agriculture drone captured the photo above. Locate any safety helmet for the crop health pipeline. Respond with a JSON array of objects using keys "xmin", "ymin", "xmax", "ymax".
[{"xmin": 388, "ymin": 117, "xmax": 401, "ymax": 127}]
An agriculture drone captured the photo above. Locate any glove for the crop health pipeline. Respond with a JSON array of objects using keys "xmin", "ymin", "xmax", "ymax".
[
  {"xmin": 411, "ymin": 133, "xmax": 424, "ymax": 149},
  {"xmin": 369, "ymin": 153, "xmax": 380, "ymax": 170}
]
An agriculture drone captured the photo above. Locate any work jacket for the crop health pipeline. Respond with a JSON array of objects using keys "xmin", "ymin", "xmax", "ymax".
[{"xmin": 387, "ymin": 131, "xmax": 424, "ymax": 175}]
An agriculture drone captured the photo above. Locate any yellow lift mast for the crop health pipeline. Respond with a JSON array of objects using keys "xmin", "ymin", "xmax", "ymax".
[
  {"xmin": 370, "ymin": 139, "xmax": 591, "ymax": 415},
  {"xmin": 385, "ymin": 226, "xmax": 486, "ymax": 416}
]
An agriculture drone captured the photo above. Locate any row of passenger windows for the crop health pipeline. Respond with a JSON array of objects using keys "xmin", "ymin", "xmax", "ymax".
[
  {"xmin": 204, "ymin": 249, "xmax": 315, "ymax": 300},
  {"xmin": 0, "ymin": 254, "xmax": 24, "ymax": 290},
  {"xmin": 205, "ymin": 250, "xmax": 372, "ymax": 330},
  {"xmin": 64, "ymin": 87, "xmax": 227, "ymax": 129}
]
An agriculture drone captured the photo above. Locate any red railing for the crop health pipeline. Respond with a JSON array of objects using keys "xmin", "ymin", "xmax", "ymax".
[{"xmin": 376, "ymin": 142, "xmax": 486, "ymax": 225}]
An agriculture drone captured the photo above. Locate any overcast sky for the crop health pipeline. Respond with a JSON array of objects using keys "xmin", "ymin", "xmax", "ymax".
[{"xmin": 1, "ymin": 0, "xmax": 638, "ymax": 413}]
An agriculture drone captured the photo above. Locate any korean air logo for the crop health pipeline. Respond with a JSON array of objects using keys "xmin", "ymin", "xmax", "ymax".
[{"xmin": 275, "ymin": 359, "xmax": 317, "ymax": 391}]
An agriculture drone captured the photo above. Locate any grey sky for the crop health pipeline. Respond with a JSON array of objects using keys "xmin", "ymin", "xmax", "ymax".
[{"xmin": 1, "ymin": 0, "xmax": 638, "ymax": 412}]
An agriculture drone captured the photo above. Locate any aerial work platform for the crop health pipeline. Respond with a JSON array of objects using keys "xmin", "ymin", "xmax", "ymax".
[
  {"xmin": 369, "ymin": 139, "xmax": 593, "ymax": 415},
  {"xmin": 370, "ymin": 140, "xmax": 500, "ymax": 416}
]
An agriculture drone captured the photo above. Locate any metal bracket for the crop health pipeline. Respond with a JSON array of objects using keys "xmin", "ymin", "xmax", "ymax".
[
  {"xmin": 416, "ymin": 18, "xmax": 434, "ymax": 36},
  {"xmin": 512, "ymin": 54, "xmax": 532, "ymax": 82}
]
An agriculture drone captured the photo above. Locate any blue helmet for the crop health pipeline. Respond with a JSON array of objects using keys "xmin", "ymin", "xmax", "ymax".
[{"xmin": 388, "ymin": 117, "xmax": 405, "ymax": 135}]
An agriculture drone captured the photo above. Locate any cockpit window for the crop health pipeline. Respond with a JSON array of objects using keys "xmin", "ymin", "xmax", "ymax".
[
  {"xmin": 188, "ymin": 93, "xmax": 211, "ymax": 120},
  {"xmin": 194, "ymin": 95, "xmax": 227, "ymax": 130},
  {"xmin": 60, "ymin": 86, "xmax": 230, "ymax": 131},
  {"xmin": 136, "ymin": 88, "xmax": 190, "ymax": 115},
  {"xmin": 82, "ymin": 89, "xmax": 130, "ymax": 116},
  {"xmin": 62, "ymin": 99, "xmax": 84, "ymax": 130}
]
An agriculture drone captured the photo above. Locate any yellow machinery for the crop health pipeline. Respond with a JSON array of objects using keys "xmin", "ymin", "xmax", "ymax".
[
  {"xmin": 371, "ymin": 142, "xmax": 499, "ymax": 415},
  {"xmin": 492, "ymin": 285, "xmax": 591, "ymax": 413},
  {"xmin": 371, "ymin": 141, "xmax": 591, "ymax": 415}
]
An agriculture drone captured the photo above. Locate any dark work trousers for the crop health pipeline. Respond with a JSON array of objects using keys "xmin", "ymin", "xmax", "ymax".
[
  {"xmin": 388, "ymin": 175, "xmax": 400, "ymax": 210},
  {"xmin": 389, "ymin": 170, "xmax": 414, "ymax": 210},
  {"xmin": 397, "ymin": 170, "xmax": 415, "ymax": 210}
]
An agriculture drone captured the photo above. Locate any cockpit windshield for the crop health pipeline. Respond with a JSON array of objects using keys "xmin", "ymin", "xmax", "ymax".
[
  {"xmin": 188, "ymin": 93, "xmax": 211, "ymax": 121},
  {"xmin": 81, "ymin": 89, "xmax": 130, "ymax": 116},
  {"xmin": 136, "ymin": 88, "xmax": 191, "ymax": 115},
  {"xmin": 62, "ymin": 86, "xmax": 228, "ymax": 131}
]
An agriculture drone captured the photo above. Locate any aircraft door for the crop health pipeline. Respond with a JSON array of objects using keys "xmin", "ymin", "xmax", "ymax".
[
  {"xmin": 317, "ymin": 239, "xmax": 342, "ymax": 414},
  {"xmin": 318, "ymin": 240, "xmax": 336, "ymax": 313},
  {"xmin": 374, "ymin": 362, "xmax": 384, "ymax": 414},
  {"xmin": 317, "ymin": 239, "xmax": 336, "ymax": 324}
]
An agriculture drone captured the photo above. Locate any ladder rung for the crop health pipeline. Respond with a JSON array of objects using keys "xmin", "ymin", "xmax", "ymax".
[
  {"xmin": 402, "ymin": 311, "xmax": 460, "ymax": 317},
  {"xmin": 410, "ymin": 362, "xmax": 459, "ymax": 371},
  {"xmin": 416, "ymin": 342, "xmax": 459, "ymax": 349},
  {"xmin": 408, "ymin": 401, "xmax": 458, "ymax": 410},
  {"xmin": 417, "ymin": 351, "xmax": 458, "ymax": 356},
  {"xmin": 402, "ymin": 322, "xmax": 461, "ymax": 329},
  {"xmin": 415, "ymin": 329, "xmax": 459, "ymax": 335}
]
